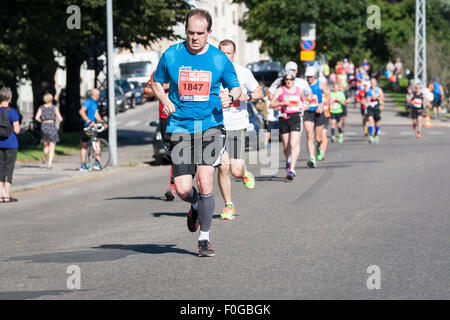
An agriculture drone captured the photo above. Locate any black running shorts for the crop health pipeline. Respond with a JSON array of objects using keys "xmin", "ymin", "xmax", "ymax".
[
  {"xmin": 279, "ymin": 113, "xmax": 302, "ymax": 134},
  {"xmin": 367, "ymin": 106, "xmax": 381, "ymax": 122},
  {"xmin": 164, "ymin": 125, "xmax": 226, "ymax": 178},
  {"xmin": 411, "ymin": 107, "xmax": 424, "ymax": 119},
  {"xmin": 303, "ymin": 110, "xmax": 325, "ymax": 127}
]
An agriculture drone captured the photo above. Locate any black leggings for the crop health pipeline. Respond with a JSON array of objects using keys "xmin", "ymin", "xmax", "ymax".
[{"xmin": 0, "ymin": 148, "xmax": 17, "ymax": 184}]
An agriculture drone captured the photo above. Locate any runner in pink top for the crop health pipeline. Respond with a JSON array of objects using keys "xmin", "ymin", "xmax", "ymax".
[{"xmin": 270, "ymin": 71, "xmax": 304, "ymax": 180}]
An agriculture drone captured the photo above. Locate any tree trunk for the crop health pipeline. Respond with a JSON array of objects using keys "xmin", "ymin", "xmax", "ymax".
[
  {"xmin": 63, "ymin": 55, "xmax": 83, "ymax": 132},
  {"xmin": 29, "ymin": 62, "xmax": 57, "ymax": 116}
]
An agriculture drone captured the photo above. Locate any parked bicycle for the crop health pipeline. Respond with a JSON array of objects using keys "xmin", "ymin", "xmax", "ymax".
[
  {"xmin": 83, "ymin": 123, "xmax": 110, "ymax": 170},
  {"xmin": 18, "ymin": 120, "xmax": 40, "ymax": 148}
]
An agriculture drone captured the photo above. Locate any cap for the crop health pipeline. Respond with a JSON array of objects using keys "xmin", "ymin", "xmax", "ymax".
[
  {"xmin": 283, "ymin": 70, "xmax": 297, "ymax": 78},
  {"xmin": 433, "ymin": 77, "xmax": 437, "ymax": 81},
  {"xmin": 415, "ymin": 80, "xmax": 422, "ymax": 86},
  {"xmin": 285, "ymin": 61, "xmax": 298, "ymax": 71},
  {"xmin": 344, "ymin": 58, "xmax": 348, "ymax": 62},
  {"xmin": 305, "ymin": 66, "xmax": 315, "ymax": 77}
]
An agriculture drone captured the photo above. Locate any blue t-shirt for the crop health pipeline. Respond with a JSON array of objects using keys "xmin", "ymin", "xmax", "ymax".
[
  {"xmin": 153, "ymin": 42, "xmax": 240, "ymax": 134},
  {"xmin": 0, "ymin": 107, "xmax": 20, "ymax": 149},
  {"xmin": 81, "ymin": 98, "xmax": 98, "ymax": 127},
  {"xmin": 309, "ymin": 80, "xmax": 323, "ymax": 111}
]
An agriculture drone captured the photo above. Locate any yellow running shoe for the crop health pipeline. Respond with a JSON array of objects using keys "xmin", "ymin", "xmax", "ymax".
[
  {"xmin": 242, "ymin": 169, "xmax": 255, "ymax": 190},
  {"xmin": 220, "ymin": 205, "xmax": 236, "ymax": 220}
]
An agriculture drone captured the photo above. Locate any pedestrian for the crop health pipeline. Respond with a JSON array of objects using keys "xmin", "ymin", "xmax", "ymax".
[
  {"xmin": 394, "ymin": 58, "xmax": 403, "ymax": 79},
  {"xmin": 428, "ymin": 77, "xmax": 445, "ymax": 119},
  {"xmin": 0, "ymin": 87, "xmax": 21, "ymax": 203},
  {"xmin": 151, "ymin": 8, "xmax": 241, "ymax": 257},
  {"xmin": 35, "ymin": 93, "xmax": 63, "ymax": 169},
  {"xmin": 217, "ymin": 39, "xmax": 262, "ymax": 220},
  {"xmin": 79, "ymin": 88, "xmax": 108, "ymax": 171},
  {"xmin": 270, "ymin": 70, "xmax": 304, "ymax": 179}
]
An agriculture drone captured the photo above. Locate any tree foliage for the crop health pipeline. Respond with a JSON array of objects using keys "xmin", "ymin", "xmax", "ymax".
[
  {"xmin": 234, "ymin": 0, "xmax": 449, "ymax": 84},
  {"xmin": 0, "ymin": 0, "xmax": 191, "ymax": 129}
]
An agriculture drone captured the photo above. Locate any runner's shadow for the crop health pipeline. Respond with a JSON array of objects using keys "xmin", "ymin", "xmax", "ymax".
[
  {"xmin": 105, "ymin": 196, "xmax": 165, "ymax": 201},
  {"xmin": 94, "ymin": 244, "xmax": 197, "ymax": 257},
  {"xmin": 152, "ymin": 212, "xmax": 221, "ymax": 219},
  {"xmin": 254, "ymin": 176, "xmax": 291, "ymax": 182}
]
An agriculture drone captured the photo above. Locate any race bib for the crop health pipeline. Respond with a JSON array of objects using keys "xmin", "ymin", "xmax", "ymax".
[{"xmin": 178, "ymin": 70, "xmax": 212, "ymax": 102}]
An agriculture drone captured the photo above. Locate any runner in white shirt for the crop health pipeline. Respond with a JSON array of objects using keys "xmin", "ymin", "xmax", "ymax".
[{"xmin": 218, "ymin": 39, "xmax": 263, "ymax": 221}]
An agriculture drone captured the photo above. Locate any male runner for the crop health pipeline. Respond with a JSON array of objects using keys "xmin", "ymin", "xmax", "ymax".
[
  {"xmin": 366, "ymin": 78, "xmax": 385, "ymax": 144},
  {"xmin": 329, "ymin": 83, "xmax": 346, "ymax": 143},
  {"xmin": 217, "ymin": 39, "xmax": 262, "ymax": 220},
  {"xmin": 304, "ymin": 66, "xmax": 326, "ymax": 167},
  {"xmin": 428, "ymin": 78, "xmax": 445, "ymax": 119},
  {"xmin": 144, "ymin": 72, "xmax": 176, "ymax": 201},
  {"xmin": 356, "ymin": 81, "xmax": 370, "ymax": 136},
  {"xmin": 151, "ymin": 9, "xmax": 241, "ymax": 257}
]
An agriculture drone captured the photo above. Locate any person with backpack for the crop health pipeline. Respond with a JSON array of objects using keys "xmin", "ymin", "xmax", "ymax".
[
  {"xmin": 0, "ymin": 87, "xmax": 21, "ymax": 203},
  {"xmin": 428, "ymin": 78, "xmax": 445, "ymax": 119}
]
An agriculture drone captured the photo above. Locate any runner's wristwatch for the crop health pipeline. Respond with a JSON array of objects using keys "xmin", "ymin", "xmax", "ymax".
[
  {"xmin": 247, "ymin": 93, "xmax": 253, "ymax": 101},
  {"xmin": 228, "ymin": 94, "xmax": 235, "ymax": 106}
]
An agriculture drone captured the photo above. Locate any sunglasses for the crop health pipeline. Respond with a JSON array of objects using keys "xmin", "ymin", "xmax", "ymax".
[{"xmin": 285, "ymin": 78, "xmax": 295, "ymax": 81}]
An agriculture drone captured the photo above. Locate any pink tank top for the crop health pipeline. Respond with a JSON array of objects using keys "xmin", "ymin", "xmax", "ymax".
[{"xmin": 279, "ymin": 86, "xmax": 302, "ymax": 114}]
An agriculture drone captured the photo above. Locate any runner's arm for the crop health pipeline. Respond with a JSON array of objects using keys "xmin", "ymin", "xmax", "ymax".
[{"xmin": 151, "ymin": 79, "xmax": 175, "ymax": 116}]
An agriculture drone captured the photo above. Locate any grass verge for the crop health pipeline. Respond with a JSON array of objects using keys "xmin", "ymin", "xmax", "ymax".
[{"xmin": 17, "ymin": 132, "xmax": 80, "ymax": 162}]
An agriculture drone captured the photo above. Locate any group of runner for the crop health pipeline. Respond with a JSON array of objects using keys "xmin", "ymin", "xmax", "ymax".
[{"xmin": 143, "ymin": 8, "xmax": 442, "ymax": 258}]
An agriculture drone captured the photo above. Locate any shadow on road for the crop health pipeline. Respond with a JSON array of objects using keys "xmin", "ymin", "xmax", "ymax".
[
  {"xmin": 0, "ymin": 290, "xmax": 74, "ymax": 300},
  {"xmin": 254, "ymin": 176, "xmax": 291, "ymax": 182},
  {"xmin": 94, "ymin": 244, "xmax": 197, "ymax": 257},
  {"xmin": 152, "ymin": 212, "xmax": 221, "ymax": 219},
  {"xmin": 105, "ymin": 196, "xmax": 165, "ymax": 201}
]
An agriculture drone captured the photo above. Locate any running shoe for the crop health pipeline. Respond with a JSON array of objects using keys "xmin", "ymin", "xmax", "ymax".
[
  {"xmin": 331, "ymin": 136, "xmax": 336, "ymax": 143},
  {"xmin": 198, "ymin": 240, "xmax": 215, "ymax": 257},
  {"xmin": 416, "ymin": 132, "xmax": 421, "ymax": 139},
  {"xmin": 187, "ymin": 205, "xmax": 200, "ymax": 232},
  {"xmin": 220, "ymin": 205, "xmax": 236, "ymax": 220},
  {"xmin": 242, "ymin": 169, "xmax": 255, "ymax": 190},
  {"xmin": 337, "ymin": 133, "xmax": 344, "ymax": 144},
  {"xmin": 93, "ymin": 161, "xmax": 102, "ymax": 171},
  {"xmin": 316, "ymin": 149, "xmax": 324, "ymax": 161},
  {"xmin": 79, "ymin": 163, "xmax": 90, "ymax": 172},
  {"xmin": 374, "ymin": 135, "xmax": 380, "ymax": 144},
  {"xmin": 369, "ymin": 136, "xmax": 375, "ymax": 144},
  {"xmin": 165, "ymin": 187, "xmax": 176, "ymax": 201},
  {"xmin": 287, "ymin": 169, "xmax": 296, "ymax": 180},
  {"xmin": 307, "ymin": 157, "xmax": 317, "ymax": 168}
]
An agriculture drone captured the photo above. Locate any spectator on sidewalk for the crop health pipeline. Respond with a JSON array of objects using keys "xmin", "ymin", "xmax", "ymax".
[
  {"xmin": 35, "ymin": 93, "xmax": 64, "ymax": 169},
  {"xmin": 0, "ymin": 87, "xmax": 20, "ymax": 203}
]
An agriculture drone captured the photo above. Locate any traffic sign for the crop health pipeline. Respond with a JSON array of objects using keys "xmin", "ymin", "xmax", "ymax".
[
  {"xmin": 301, "ymin": 40, "xmax": 316, "ymax": 51},
  {"xmin": 300, "ymin": 51, "xmax": 315, "ymax": 61}
]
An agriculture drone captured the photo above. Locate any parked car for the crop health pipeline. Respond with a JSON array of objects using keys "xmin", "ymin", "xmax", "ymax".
[
  {"xmin": 129, "ymin": 81, "xmax": 145, "ymax": 105},
  {"xmin": 98, "ymin": 87, "xmax": 126, "ymax": 120},
  {"xmin": 115, "ymin": 79, "xmax": 136, "ymax": 109}
]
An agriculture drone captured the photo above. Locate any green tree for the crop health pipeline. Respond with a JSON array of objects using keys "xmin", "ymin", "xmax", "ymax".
[{"xmin": 0, "ymin": 0, "xmax": 190, "ymax": 130}]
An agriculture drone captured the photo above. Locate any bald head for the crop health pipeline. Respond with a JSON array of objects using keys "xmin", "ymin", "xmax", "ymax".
[{"xmin": 91, "ymin": 88, "xmax": 100, "ymax": 100}]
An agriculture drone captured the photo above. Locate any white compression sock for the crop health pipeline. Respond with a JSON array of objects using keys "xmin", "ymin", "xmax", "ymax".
[{"xmin": 199, "ymin": 231, "xmax": 210, "ymax": 241}]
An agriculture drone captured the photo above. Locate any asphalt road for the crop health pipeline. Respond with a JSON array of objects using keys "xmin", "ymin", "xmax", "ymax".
[{"xmin": 1, "ymin": 123, "xmax": 449, "ymax": 300}]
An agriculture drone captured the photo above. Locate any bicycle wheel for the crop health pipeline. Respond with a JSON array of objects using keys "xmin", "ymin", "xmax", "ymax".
[{"xmin": 87, "ymin": 138, "xmax": 110, "ymax": 170}]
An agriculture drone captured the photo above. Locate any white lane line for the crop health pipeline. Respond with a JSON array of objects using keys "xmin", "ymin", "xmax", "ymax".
[
  {"xmin": 123, "ymin": 120, "xmax": 141, "ymax": 127},
  {"xmin": 426, "ymin": 131, "xmax": 445, "ymax": 135}
]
